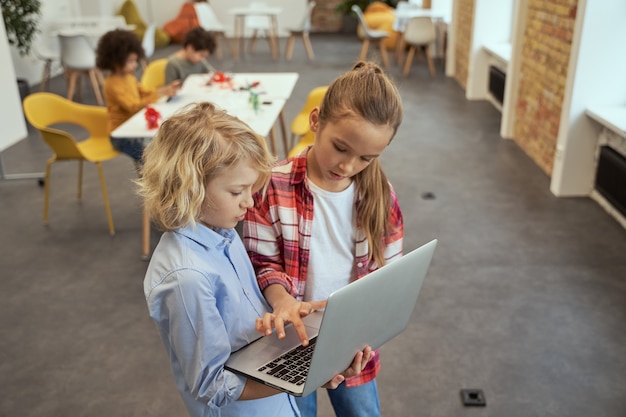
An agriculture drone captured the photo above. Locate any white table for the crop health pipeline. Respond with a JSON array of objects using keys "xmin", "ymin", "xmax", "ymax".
[
  {"xmin": 111, "ymin": 71, "xmax": 298, "ymax": 259},
  {"xmin": 587, "ymin": 107, "xmax": 626, "ymax": 139},
  {"xmin": 229, "ymin": 5, "xmax": 282, "ymax": 60},
  {"xmin": 113, "ymin": 72, "xmax": 299, "ymax": 152},
  {"xmin": 181, "ymin": 72, "xmax": 298, "ymax": 99},
  {"xmin": 110, "ymin": 93, "xmax": 285, "ymax": 145},
  {"xmin": 181, "ymin": 72, "xmax": 299, "ymax": 153},
  {"xmin": 483, "ymin": 42, "xmax": 512, "ymax": 66}
]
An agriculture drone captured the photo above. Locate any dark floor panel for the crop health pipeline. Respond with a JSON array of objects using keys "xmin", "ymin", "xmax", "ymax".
[{"xmin": 1, "ymin": 34, "xmax": 625, "ymax": 417}]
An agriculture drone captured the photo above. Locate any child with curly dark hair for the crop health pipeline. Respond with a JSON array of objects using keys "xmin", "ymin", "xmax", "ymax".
[
  {"xmin": 165, "ymin": 27, "xmax": 217, "ymax": 84},
  {"xmin": 96, "ymin": 29, "xmax": 180, "ymax": 162}
]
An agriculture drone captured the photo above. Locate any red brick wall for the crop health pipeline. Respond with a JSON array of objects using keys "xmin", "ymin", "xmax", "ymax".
[
  {"xmin": 453, "ymin": 0, "xmax": 475, "ymax": 89},
  {"xmin": 513, "ymin": 0, "xmax": 577, "ymax": 175}
]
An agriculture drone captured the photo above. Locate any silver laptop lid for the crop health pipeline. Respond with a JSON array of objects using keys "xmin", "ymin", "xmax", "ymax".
[{"xmin": 301, "ymin": 239, "xmax": 438, "ymax": 396}]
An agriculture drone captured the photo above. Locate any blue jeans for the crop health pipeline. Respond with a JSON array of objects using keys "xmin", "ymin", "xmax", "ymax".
[
  {"xmin": 295, "ymin": 380, "xmax": 381, "ymax": 417},
  {"xmin": 111, "ymin": 137, "xmax": 145, "ymax": 162}
]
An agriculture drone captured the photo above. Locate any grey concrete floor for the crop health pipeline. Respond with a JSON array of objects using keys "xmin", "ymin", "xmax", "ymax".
[{"xmin": 1, "ymin": 33, "xmax": 625, "ymax": 417}]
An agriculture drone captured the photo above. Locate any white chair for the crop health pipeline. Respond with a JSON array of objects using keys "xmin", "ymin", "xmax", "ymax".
[
  {"xmin": 141, "ymin": 22, "xmax": 156, "ymax": 69},
  {"xmin": 194, "ymin": 2, "xmax": 230, "ymax": 60},
  {"xmin": 33, "ymin": 27, "xmax": 61, "ymax": 91},
  {"xmin": 401, "ymin": 16, "xmax": 437, "ymax": 77},
  {"xmin": 58, "ymin": 33, "xmax": 104, "ymax": 106},
  {"xmin": 284, "ymin": 1, "xmax": 316, "ymax": 60},
  {"xmin": 351, "ymin": 4, "xmax": 390, "ymax": 68},
  {"xmin": 246, "ymin": 2, "xmax": 275, "ymax": 55}
]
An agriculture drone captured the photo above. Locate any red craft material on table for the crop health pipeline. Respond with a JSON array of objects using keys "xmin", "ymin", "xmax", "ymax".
[{"xmin": 144, "ymin": 106, "xmax": 161, "ymax": 129}]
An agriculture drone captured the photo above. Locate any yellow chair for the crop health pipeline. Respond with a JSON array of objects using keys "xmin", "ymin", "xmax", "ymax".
[
  {"xmin": 290, "ymin": 85, "xmax": 328, "ymax": 149},
  {"xmin": 22, "ymin": 92, "xmax": 121, "ymax": 235},
  {"xmin": 140, "ymin": 58, "xmax": 167, "ymax": 90},
  {"xmin": 117, "ymin": 0, "xmax": 170, "ymax": 48},
  {"xmin": 288, "ymin": 130, "xmax": 315, "ymax": 158}
]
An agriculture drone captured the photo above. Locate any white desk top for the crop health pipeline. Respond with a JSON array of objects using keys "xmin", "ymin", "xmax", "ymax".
[
  {"xmin": 180, "ymin": 72, "xmax": 299, "ymax": 99},
  {"xmin": 229, "ymin": 6, "xmax": 282, "ymax": 16},
  {"xmin": 586, "ymin": 106, "xmax": 626, "ymax": 138},
  {"xmin": 112, "ymin": 72, "xmax": 299, "ymax": 140},
  {"xmin": 111, "ymin": 94, "xmax": 286, "ymax": 139},
  {"xmin": 483, "ymin": 42, "xmax": 512, "ymax": 65}
]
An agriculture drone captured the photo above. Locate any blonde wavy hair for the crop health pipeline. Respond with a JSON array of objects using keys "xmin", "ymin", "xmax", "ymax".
[
  {"xmin": 136, "ymin": 102, "xmax": 274, "ymax": 232},
  {"xmin": 318, "ymin": 61, "xmax": 403, "ymax": 267}
]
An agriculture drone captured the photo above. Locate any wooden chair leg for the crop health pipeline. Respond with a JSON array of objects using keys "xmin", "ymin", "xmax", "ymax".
[
  {"xmin": 425, "ymin": 46, "xmax": 436, "ymax": 76},
  {"xmin": 76, "ymin": 72, "xmax": 84, "ymax": 101},
  {"xmin": 359, "ymin": 39, "xmax": 370, "ymax": 61},
  {"xmin": 285, "ymin": 34, "xmax": 295, "ymax": 60},
  {"xmin": 248, "ymin": 30, "xmax": 258, "ymax": 53},
  {"xmin": 303, "ymin": 33, "xmax": 314, "ymax": 60},
  {"xmin": 269, "ymin": 17, "xmax": 279, "ymax": 60},
  {"xmin": 403, "ymin": 45, "xmax": 416, "ymax": 77},
  {"xmin": 88, "ymin": 69, "xmax": 104, "ymax": 106},
  {"xmin": 40, "ymin": 59, "xmax": 52, "ymax": 91},
  {"xmin": 66, "ymin": 70, "xmax": 79, "ymax": 101},
  {"xmin": 395, "ymin": 33, "xmax": 405, "ymax": 66},
  {"xmin": 267, "ymin": 29, "xmax": 278, "ymax": 60},
  {"xmin": 379, "ymin": 41, "xmax": 390, "ymax": 68},
  {"xmin": 96, "ymin": 162, "xmax": 115, "ymax": 236},
  {"xmin": 95, "ymin": 69, "xmax": 105, "ymax": 86},
  {"xmin": 218, "ymin": 32, "xmax": 233, "ymax": 59},
  {"xmin": 214, "ymin": 33, "xmax": 224, "ymax": 60},
  {"xmin": 268, "ymin": 125, "xmax": 278, "ymax": 156},
  {"xmin": 279, "ymin": 110, "xmax": 288, "ymax": 158}
]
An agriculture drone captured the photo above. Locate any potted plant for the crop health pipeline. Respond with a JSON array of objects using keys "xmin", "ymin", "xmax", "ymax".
[
  {"xmin": 1, "ymin": 0, "xmax": 42, "ymax": 56},
  {"xmin": 1, "ymin": 0, "xmax": 42, "ymax": 100}
]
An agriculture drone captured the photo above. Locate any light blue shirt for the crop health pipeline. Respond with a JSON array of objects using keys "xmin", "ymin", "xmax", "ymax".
[{"xmin": 144, "ymin": 224, "xmax": 300, "ymax": 417}]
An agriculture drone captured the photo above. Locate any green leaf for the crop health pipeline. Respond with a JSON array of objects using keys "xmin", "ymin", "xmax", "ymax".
[{"xmin": 1, "ymin": 0, "xmax": 42, "ymax": 56}]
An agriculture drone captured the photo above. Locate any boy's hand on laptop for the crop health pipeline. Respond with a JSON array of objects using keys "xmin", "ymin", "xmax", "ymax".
[
  {"xmin": 256, "ymin": 290, "xmax": 326, "ymax": 347},
  {"xmin": 322, "ymin": 346, "xmax": 374, "ymax": 389}
]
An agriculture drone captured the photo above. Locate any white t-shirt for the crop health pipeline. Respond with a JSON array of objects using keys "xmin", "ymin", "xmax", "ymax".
[{"xmin": 304, "ymin": 178, "xmax": 357, "ymax": 302}]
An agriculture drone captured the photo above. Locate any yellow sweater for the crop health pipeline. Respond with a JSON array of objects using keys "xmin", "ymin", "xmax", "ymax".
[{"xmin": 103, "ymin": 73, "xmax": 159, "ymax": 132}]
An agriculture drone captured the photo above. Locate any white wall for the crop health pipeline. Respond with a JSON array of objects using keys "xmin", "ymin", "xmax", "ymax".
[
  {"xmin": 465, "ymin": 0, "xmax": 514, "ymax": 100},
  {"xmin": 128, "ymin": 0, "xmax": 180, "ymax": 27},
  {"xmin": 550, "ymin": 0, "xmax": 626, "ymax": 196},
  {"xmin": 11, "ymin": 0, "xmax": 82, "ymax": 86}
]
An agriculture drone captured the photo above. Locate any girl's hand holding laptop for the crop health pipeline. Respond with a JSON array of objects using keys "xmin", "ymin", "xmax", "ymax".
[{"xmin": 321, "ymin": 345, "xmax": 374, "ymax": 389}]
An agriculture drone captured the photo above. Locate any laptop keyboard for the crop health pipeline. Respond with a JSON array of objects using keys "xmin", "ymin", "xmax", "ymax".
[{"xmin": 257, "ymin": 337, "xmax": 318, "ymax": 385}]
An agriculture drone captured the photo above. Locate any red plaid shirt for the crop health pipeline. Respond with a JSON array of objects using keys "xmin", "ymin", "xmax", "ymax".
[{"xmin": 243, "ymin": 149, "xmax": 404, "ymax": 387}]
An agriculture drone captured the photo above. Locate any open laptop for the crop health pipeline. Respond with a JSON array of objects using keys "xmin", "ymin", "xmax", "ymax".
[{"xmin": 225, "ymin": 239, "xmax": 438, "ymax": 397}]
